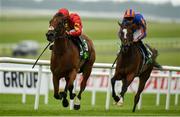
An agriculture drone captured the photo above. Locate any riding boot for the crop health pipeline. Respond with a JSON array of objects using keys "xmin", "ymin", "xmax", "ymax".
[{"xmin": 139, "ymin": 41, "xmax": 152, "ymax": 64}]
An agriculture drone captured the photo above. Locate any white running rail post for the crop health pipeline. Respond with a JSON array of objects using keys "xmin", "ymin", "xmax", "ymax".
[
  {"xmin": 22, "ymin": 72, "xmax": 27, "ymax": 104},
  {"xmin": 156, "ymin": 77, "xmax": 161, "ymax": 106},
  {"xmin": 105, "ymin": 68, "xmax": 113, "ymax": 110},
  {"xmin": 165, "ymin": 71, "xmax": 172, "ymax": 110},
  {"xmin": 34, "ymin": 65, "xmax": 42, "ymax": 110}
]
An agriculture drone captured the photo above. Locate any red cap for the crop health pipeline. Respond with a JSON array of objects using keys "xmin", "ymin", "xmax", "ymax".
[{"xmin": 58, "ymin": 8, "xmax": 69, "ymax": 17}]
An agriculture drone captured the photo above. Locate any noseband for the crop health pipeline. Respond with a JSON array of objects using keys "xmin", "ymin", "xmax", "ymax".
[
  {"xmin": 120, "ymin": 27, "xmax": 134, "ymax": 53},
  {"xmin": 47, "ymin": 16, "xmax": 68, "ymax": 41}
]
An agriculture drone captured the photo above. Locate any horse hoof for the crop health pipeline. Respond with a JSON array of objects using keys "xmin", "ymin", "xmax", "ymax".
[
  {"xmin": 132, "ymin": 106, "xmax": 136, "ymax": 112},
  {"xmin": 62, "ymin": 98, "xmax": 69, "ymax": 107},
  {"xmin": 116, "ymin": 101, "xmax": 123, "ymax": 106},
  {"xmin": 54, "ymin": 94, "xmax": 60, "ymax": 100},
  {"xmin": 70, "ymin": 93, "xmax": 76, "ymax": 100},
  {"xmin": 116, "ymin": 97, "xmax": 123, "ymax": 106},
  {"xmin": 59, "ymin": 92, "xmax": 67, "ymax": 100},
  {"xmin": 113, "ymin": 101, "xmax": 117, "ymax": 105},
  {"xmin": 72, "ymin": 93, "xmax": 76, "ymax": 99},
  {"xmin": 113, "ymin": 96, "xmax": 120, "ymax": 102},
  {"xmin": 74, "ymin": 104, "xmax": 80, "ymax": 110}
]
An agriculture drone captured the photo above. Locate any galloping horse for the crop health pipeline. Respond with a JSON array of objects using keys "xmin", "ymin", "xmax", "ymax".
[
  {"xmin": 46, "ymin": 13, "xmax": 96, "ymax": 110},
  {"xmin": 111, "ymin": 22, "xmax": 160, "ymax": 112}
]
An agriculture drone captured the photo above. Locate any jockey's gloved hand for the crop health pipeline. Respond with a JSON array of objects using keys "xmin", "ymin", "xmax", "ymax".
[
  {"xmin": 133, "ymin": 29, "xmax": 143, "ymax": 42},
  {"xmin": 66, "ymin": 31, "xmax": 71, "ymax": 35},
  {"xmin": 66, "ymin": 29, "xmax": 76, "ymax": 35},
  {"xmin": 65, "ymin": 31, "xmax": 73, "ymax": 39}
]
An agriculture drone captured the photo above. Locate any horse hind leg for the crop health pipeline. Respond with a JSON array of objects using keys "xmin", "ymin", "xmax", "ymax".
[
  {"xmin": 132, "ymin": 70, "xmax": 151, "ymax": 112},
  {"xmin": 75, "ymin": 63, "xmax": 93, "ymax": 110},
  {"xmin": 74, "ymin": 74, "xmax": 89, "ymax": 110}
]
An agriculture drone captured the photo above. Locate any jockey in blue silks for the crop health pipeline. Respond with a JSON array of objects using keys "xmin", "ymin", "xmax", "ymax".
[{"xmin": 122, "ymin": 9, "xmax": 152, "ymax": 64}]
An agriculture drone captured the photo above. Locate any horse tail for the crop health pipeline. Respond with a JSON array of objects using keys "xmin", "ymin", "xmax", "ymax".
[
  {"xmin": 152, "ymin": 48, "xmax": 158, "ymax": 59},
  {"xmin": 145, "ymin": 44, "xmax": 162, "ymax": 69},
  {"xmin": 145, "ymin": 44, "xmax": 158, "ymax": 59}
]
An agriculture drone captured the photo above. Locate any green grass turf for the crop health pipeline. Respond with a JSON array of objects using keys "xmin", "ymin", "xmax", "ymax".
[{"xmin": 0, "ymin": 91, "xmax": 180, "ymax": 116}]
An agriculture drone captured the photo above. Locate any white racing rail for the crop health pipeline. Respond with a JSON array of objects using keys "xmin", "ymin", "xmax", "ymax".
[{"xmin": 0, "ymin": 57, "xmax": 180, "ymax": 110}]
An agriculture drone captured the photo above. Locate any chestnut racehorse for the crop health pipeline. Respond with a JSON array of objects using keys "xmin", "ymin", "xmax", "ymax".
[
  {"xmin": 111, "ymin": 22, "xmax": 160, "ymax": 112},
  {"xmin": 46, "ymin": 13, "xmax": 96, "ymax": 110}
]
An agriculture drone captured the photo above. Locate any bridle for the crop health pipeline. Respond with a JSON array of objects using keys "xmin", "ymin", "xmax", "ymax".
[
  {"xmin": 46, "ymin": 14, "xmax": 69, "ymax": 42},
  {"xmin": 119, "ymin": 24, "xmax": 134, "ymax": 52}
]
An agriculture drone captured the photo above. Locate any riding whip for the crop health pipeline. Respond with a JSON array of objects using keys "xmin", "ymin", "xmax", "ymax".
[
  {"xmin": 112, "ymin": 54, "xmax": 118, "ymax": 68},
  {"xmin": 32, "ymin": 42, "xmax": 51, "ymax": 68},
  {"xmin": 112, "ymin": 43, "xmax": 121, "ymax": 68}
]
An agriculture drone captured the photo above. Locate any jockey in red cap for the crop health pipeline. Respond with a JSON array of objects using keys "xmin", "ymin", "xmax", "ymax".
[
  {"xmin": 121, "ymin": 9, "xmax": 152, "ymax": 64},
  {"xmin": 58, "ymin": 8, "xmax": 69, "ymax": 17},
  {"xmin": 56, "ymin": 8, "xmax": 88, "ymax": 59},
  {"xmin": 58, "ymin": 8, "xmax": 83, "ymax": 37}
]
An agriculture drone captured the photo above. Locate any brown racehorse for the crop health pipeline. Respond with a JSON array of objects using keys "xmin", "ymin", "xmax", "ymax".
[
  {"xmin": 46, "ymin": 13, "xmax": 96, "ymax": 110},
  {"xmin": 111, "ymin": 22, "xmax": 160, "ymax": 112}
]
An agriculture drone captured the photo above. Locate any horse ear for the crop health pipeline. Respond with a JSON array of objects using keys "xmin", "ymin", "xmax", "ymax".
[{"xmin": 118, "ymin": 20, "xmax": 122, "ymax": 27}]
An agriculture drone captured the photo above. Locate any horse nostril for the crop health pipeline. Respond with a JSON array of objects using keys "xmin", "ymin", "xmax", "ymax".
[
  {"xmin": 46, "ymin": 32, "xmax": 52, "ymax": 37},
  {"xmin": 46, "ymin": 32, "xmax": 52, "ymax": 41},
  {"xmin": 46, "ymin": 33, "xmax": 49, "ymax": 37}
]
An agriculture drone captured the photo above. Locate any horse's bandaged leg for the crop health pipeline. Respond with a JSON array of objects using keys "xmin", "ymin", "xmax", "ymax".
[{"xmin": 70, "ymin": 99, "xmax": 74, "ymax": 110}]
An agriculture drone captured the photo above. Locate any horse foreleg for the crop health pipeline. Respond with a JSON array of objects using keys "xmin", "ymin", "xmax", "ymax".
[
  {"xmin": 52, "ymin": 75, "xmax": 60, "ymax": 100},
  {"xmin": 59, "ymin": 78, "xmax": 68, "ymax": 100},
  {"xmin": 62, "ymin": 70, "xmax": 77, "ymax": 107},
  {"xmin": 66, "ymin": 76, "xmax": 76, "ymax": 101},
  {"xmin": 117, "ymin": 74, "xmax": 134, "ymax": 106},
  {"xmin": 111, "ymin": 75, "xmax": 120, "ymax": 102},
  {"xmin": 132, "ymin": 70, "xmax": 151, "ymax": 112},
  {"xmin": 59, "ymin": 78, "xmax": 69, "ymax": 108},
  {"xmin": 120, "ymin": 79, "xmax": 127, "ymax": 98}
]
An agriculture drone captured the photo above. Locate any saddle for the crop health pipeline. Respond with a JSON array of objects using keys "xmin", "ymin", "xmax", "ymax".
[{"xmin": 49, "ymin": 36, "xmax": 89, "ymax": 60}]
